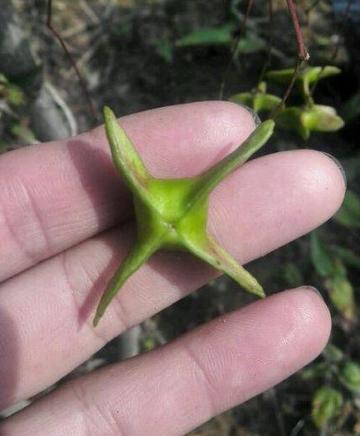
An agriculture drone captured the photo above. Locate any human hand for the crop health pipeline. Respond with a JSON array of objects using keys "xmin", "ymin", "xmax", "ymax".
[{"xmin": 0, "ymin": 102, "xmax": 345, "ymax": 435}]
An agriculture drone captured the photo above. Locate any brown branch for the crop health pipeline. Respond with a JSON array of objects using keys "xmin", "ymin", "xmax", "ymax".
[
  {"xmin": 243, "ymin": 0, "xmax": 255, "ymax": 29},
  {"xmin": 269, "ymin": 57, "xmax": 305, "ymax": 119},
  {"xmin": 286, "ymin": 0, "xmax": 310, "ymax": 61},
  {"xmin": 46, "ymin": 0, "xmax": 97, "ymax": 122},
  {"xmin": 268, "ymin": 0, "xmax": 309, "ymax": 119}
]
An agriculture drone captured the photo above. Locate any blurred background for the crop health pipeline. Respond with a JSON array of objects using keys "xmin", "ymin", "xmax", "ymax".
[{"xmin": 0, "ymin": 0, "xmax": 359, "ymax": 434}]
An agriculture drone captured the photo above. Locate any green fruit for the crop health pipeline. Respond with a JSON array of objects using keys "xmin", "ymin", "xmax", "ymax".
[
  {"xmin": 275, "ymin": 104, "xmax": 344, "ymax": 140},
  {"xmin": 94, "ymin": 107, "xmax": 274, "ymax": 326}
]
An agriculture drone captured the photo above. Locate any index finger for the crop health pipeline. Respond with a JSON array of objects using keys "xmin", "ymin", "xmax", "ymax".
[{"xmin": 0, "ymin": 102, "xmax": 256, "ymax": 281}]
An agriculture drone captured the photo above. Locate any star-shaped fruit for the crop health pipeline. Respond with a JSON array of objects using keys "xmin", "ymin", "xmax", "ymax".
[{"xmin": 93, "ymin": 106, "xmax": 275, "ymax": 326}]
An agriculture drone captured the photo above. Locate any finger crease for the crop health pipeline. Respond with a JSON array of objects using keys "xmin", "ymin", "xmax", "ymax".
[
  {"xmin": 70, "ymin": 380, "xmax": 126, "ymax": 436},
  {"xmin": 59, "ymin": 252, "xmax": 111, "ymax": 345},
  {"xmin": 22, "ymin": 184, "xmax": 52, "ymax": 256},
  {"xmin": 108, "ymin": 292, "xmax": 132, "ymax": 332},
  {"xmin": 60, "ymin": 251, "xmax": 129, "ymax": 344},
  {"xmin": 0, "ymin": 198, "xmax": 35, "ymax": 265},
  {"xmin": 182, "ymin": 342, "xmax": 218, "ymax": 418}
]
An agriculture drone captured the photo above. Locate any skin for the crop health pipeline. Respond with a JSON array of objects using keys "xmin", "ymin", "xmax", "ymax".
[{"xmin": 0, "ymin": 101, "xmax": 345, "ymax": 435}]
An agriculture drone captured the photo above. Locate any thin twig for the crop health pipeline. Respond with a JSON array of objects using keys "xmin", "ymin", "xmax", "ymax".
[
  {"xmin": 63, "ymin": 29, "xmax": 104, "ymax": 80},
  {"xmin": 218, "ymin": 0, "xmax": 255, "ymax": 99},
  {"xmin": 62, "ymin": 22, "xmax": 89, "ymax": 39},
  {"xmin": 243, "ymin": 0, "xmax": 255, "ymax": 29},
  {"xmin": 331, "ymin": 0, "xmax": 354, "ymax": 60},
  {"xmin": 46, "ymin": 0, "xmax": 97, "ymax": 122},
  {"xmin": 268, "ymin": 388, "xmax": 286, "ymax": 436},
  {"xmin": 305, "ymin": 0, "xmax": 323, "ymax": 15},
  {"xmin": 286, "ymin": 0, "xmax": 310, "ymax": 61},
  {"xmin": 257, "ymin": 0, "xmax": 274, "ymax": 84},
  {"xmin": 310, "ymin": 0, "xmax": 353, "ymax": 97},
  {"xmin": 269, "ymin": 0, "xmax": 309, "ymax": 118},
  {"xmin": 79, "ymin": 0, "xmax": 100, "ymax": 25},
  {"xmin": 269, "ymin": 57, "xmax": 305, "ymax": 119}
]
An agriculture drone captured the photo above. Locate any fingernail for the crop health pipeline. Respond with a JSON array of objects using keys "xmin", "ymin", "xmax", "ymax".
[
  {"xmin": 321, "ymin": 152, "xmax": 347, "ymax": 189},
  {"xmin": 304, "ymin": 285, "xmax": 323, "ymax": 299},
  {"xmin": 237, "ymin": 103, "xmax": 261, "ymax": 126}
]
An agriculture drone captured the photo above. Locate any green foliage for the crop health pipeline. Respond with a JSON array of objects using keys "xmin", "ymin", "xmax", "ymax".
[
  {"xmin": 301, "ymin": 340, "xmax": 360, "ymax": 432},
  {"xmin": 0, "ymin": 3, "xmax": 356, "ymax": 433},
  {"xmin": 0, "ymin": 140, "xmax": 8, "ymax": 152},
  {"xmin": 323, "ymin": 344, "xmax": 344, "ymax": 363},
  {"xmin": 10, "ymin": 123, "xmax": 36, "ymax": 144},
  {"xmin": 331, "ymin": 246, "xmax": 360, "ymax": 271},
  {"xmin": 266, "ymin": 66, "xmax": 341, "ymax": 96},
  {"xmin": 229, "ymin": 65, "xmax": 344, "ymax": 139},
  {"xmin": 229, "ymin": 82, "xmax": 281, "ymax": 113},
  {"xmin": 176, "ymin": 25, "xmax": 234, "ymax": 47},
  {"xmin": 153, "ymin": 39, "xmax": 173, "ymax": 62},
  {"xmin": 340, "ymin": 91, "xmax": 360, "ymax": 123},
  {"xmin": 110, "ymin": 21, "xmax": 132, "ymax": 39},
  {"xmin": 310, "ymin": 231, "xmax": 335, "ymax": 278},
  {"xmin": 143, "ymin": 337, "xmax": 156, "ymax": 351},
  {"xmin": 302, "ymin": 362, "xmax": 329, "ymax": 380},
  {"xmin": 311, "ymin": 387, "xmax": 343, "ymax": 429},
  {"xmin": 235, "ymin": 32, "xmax": 266, "ymax": 54},
  {"xmin": 175, "ymin": 24, "xmax": 266, "ymax": 55},
  {"xmin": 326, "ymin": 269, "xmax": 356, "ymax": 322},
  {"xmin": 0, "ymin": 72, "xmax": 36, "ymax": 149},
  {"xmin": 0, "ymin": 73, "xmax": 26, "ymax": 107},
  {"xmin": 340, "ymin": 361, "xmax": 360, "ymax": 393},
  {"xmin": 335, "ymin": 191, "xmax": 360, "ymax": 228},
  {"xmin": 301, "ymin": 345, "xmax": 343, "ymax": 382},
  {"xmin": 306, "ymin": 204, "xmax": 359, "ymax": 432},
  {"xmin": 281, "ymin": 262, "xmax": 304, "ymax": 288},
  {"xmin": 275, "ymin": 104, "xmax": 344, "ymax": 140},
  {"xmin": 310, "ymin": 232, "xmax": 356, "ymax": 322}
]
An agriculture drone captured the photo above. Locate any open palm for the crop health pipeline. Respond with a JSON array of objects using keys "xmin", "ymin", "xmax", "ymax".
[{"xmin": 0, "ymin": 102, "xmax": 345, "ymax": 435}]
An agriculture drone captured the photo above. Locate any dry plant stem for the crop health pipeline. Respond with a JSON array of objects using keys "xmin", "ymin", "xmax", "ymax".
[
  {"xmin": 63, "ymin": 30, "xmax": 104, "ymax": 81},
  {"xmin": 270, "ymin": 0, "xmax": 309, "ymax": 119},
  {"xmin": 305, "ymin": 0, "xmax": 323, "ymax": 15},
  {"xmin": 329, "ymin": 0, "xmax": 353, "ymax": 61},
  {"xmin": 286, "ymin": 0, "xmax": 310, "ymax": 62},
  {"xmin": 257, "ymin": 0, "xmax": 274, "ymax": 84},
  {"xmin": 79, "ymin": 0, "xmax": 100, "ymax": 24},
  {"xmin": 310, "ymin": 0, "xmax": 354, "ymax": 97},
  {"xmin": 46, "ymin": 0, "xmax": 97, "ymax": 122},
  {"xmin": 218, "ymin": 0, "xmax": 255, "ymax": 99},
  {"xmin": 221, "ymin": 0, "xmax": 308, "ymax": 106},
  {"xmin": 269, "ymin": 58, "xmax": 305, "ymax": 119},
  {"xmin": 243, "ymin": 0, "xmax": 255, "ymax": 28}
]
